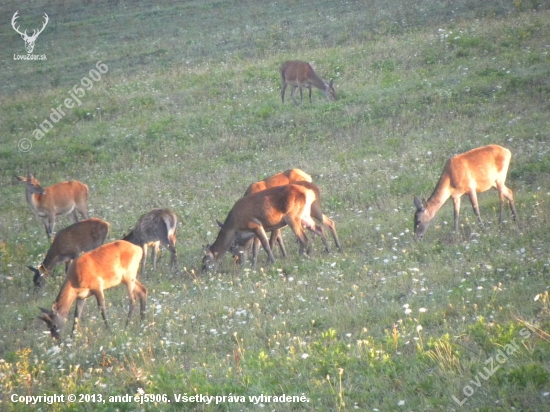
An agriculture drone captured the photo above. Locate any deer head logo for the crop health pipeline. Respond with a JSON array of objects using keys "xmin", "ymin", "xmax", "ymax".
[{"xmin": 11, "ymin": 11, "xmax": 49, "ymax": 54}]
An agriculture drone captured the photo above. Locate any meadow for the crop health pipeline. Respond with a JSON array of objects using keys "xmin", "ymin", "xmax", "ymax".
[{"xmin": 0, "ymin": 0, "xmax": 550, "ymax": 410}]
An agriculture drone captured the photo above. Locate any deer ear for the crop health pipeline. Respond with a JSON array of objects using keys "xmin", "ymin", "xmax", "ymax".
[
  {"xmin": 414, "ymin": 196, "xmax": 423, "ymax": 210},
  {"xmin": 51, "ymin": 303, "xmax": 59, "ymax": 313},
  {"xmin": 38, "ymin": 306, "xmax": 50, "ymax": 314},
  {"xmin": 329, "ymin": 78, "xmax": 334, "ymax": 87},
  {"xmin": 216, "ymin": 219, "xmax": 224, "ymax": 228}
]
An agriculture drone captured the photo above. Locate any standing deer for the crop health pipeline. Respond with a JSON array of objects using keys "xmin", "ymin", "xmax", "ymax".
[
  {"xmin": 202, "ymin": 184, "xmax": 323, "ymax": 273},
  {"xmin": 280, "ymin": 60, "xmax": 336, "ymax": 104},
  {"xmin": 38, "ymin": 240, "xmax": 147, "ymax": 339},
  {"xmin": 234, "ymin": 168, "xmax": 313, "ymax": 263},
  {"xmin": 11, "ymin": 11, "xmax": 49, "ymax": 54},
  {"xmin": 123, "ymin": 208, "xmax": 177, "ymax": 276},
  {"xmin": 413, "ymin": 144, "xmax": 517, "ymax": 239},
  {"xmin": 27, "ymin": 218, "xmax": 110, "ymax": 288},
  {"xmin": 16, "ymin": 174, "xmax": 89, "ymax": 240},
  {"xmin": 230, "ymin": 173, "xmax": 341, "ymax": 265}
]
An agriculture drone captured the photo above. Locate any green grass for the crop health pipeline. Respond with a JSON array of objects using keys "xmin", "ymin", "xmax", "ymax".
[{"xmin": 1, "ymin": 0, "xmax": 550, "ymax": 410}]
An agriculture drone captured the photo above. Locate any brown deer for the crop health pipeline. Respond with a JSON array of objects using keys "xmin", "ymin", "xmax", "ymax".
[
  {"xmin": 244, "ymin": 168, "xmax": 313, "ymax": 195},
  {"xmin": 38, "ymin": 240, "xmax": 147, "ymax": 339},
  {"xmin": 234, "ymin": 168, "xmax": 313, "ymax": 263},
  {"xmin": 228, "ymin": 181, "xmax": 341, "ymax": 266},
  {"xmin": 202, "ymin": 184, "xmax": 323, "ymax": 273},
  {"xmin": 123, "ymin": 209, "xmax": 177, "ymax": 276},
  {"xmin": 27, "ymin": 218, "xmax": 110, "ymax": 288},
  {"xmin": 16, "ymin": 174, "xmax": 89, "ymax": 240},
  {"xmin": 280, "ymin": 60, "xmax": 336, "ymax": 104},
  {"xmin": 413, "ymin": 144, "xmax": 517, "ymax": 239}
]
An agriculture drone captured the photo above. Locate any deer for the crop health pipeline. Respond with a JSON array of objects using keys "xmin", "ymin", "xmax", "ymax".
[
  {"xmin": 280, "ymin": 60, "xmax": 336, "ymax": 104},
  {"xmin": 244, "ymin": 168, "xmax": 313, "ymax": 195},
  {"xmin": 26, "ymin": 218, "xmax": 110, "ymax": 288},
  {"xmin": 202, "ymin": 184, "xmax": 323, "ymax": 273},
  {"xmin": 228, "ymin": 180, "xmax": 341, "ymax": 266},
  {"xmin": 123, "ymin": 209, "xmax": 177, "ymax": 276},
  {"xmin": 16, "ymin": 174, "xmax": 89, "ymax": 240},
  {"xmin": 413, "ymin": 144, "xmax": 517, "ymax": 239},
  {"xmin": 231, "ymin": 168, "xmax": 313, "ymax": 262},
  {"xmin": 11, "ymin": 11, "xmax": 49, "ymax": 54},
  {"xmin": 38, "ymin": 240, "xmax": 147, "ymax": 340}
]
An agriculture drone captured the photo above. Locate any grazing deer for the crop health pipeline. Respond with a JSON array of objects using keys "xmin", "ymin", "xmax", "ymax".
[
  {"xmin": 123, "ymin": 209, "xmax": 177, "ymax": 276},
  {"xmin": 27, "ymin": 218, "xmax": 110, "ymax": 288},
  {"xmin": 11, "ymin": 11, "xmax": 49, "ymax": 54},
  {"xmin": 202, "ymin": 184, "xmax": 323, "ymax": 273},
  {"xmin": 16, "ymin": 174, "xmax": 89, "ymax": 240},
  {"xmin": 230, "ymin": 181, "xmax": 341, "ymax": 266},
  {"xmin": 244, "ymin": 168, "xmax": 313, "ymax": 196},
  {"xmin": 38, "ymin": 240, "xmax": 147, "ymax": 339},
  {"xmin": 234, "ymin": 168, "xmax": 313, "ymax": 263},
  {"xmin": 280, "ymin": 60, "xmax": 336, "ymax": 104},
  {"xmin": 413, "ymin": 144, "xmax": 517, "ymax": 239}
]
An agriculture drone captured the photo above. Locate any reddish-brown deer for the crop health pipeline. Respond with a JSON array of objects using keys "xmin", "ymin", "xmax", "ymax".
[
  {"xmin": 233, "ymin": 168, "xmax": 313, "ymax": 263},
  {"xmin": 280, "ymin": 60, "xmax": 336, "ymax": 104},
  {"xmin": 38, "ymin": 240, "xmax": 147, "ymax": 339},
  {"xmin": 27, "ymin": 218, "xmax": 110, "ymax": 288},
  {"xmin": 123, "ymin": 208, "xmax": 177, "ymax": 276},
  {"xmin": 413, "ymin": 144, "xmax": 517, "ymax": 239},
  {"xmin": 229, "ymin": 180, "xmax": 341, "ymax": 266},
  {"xmin": 202, "ymin": 184, "xmax": 322, "ymax": 272},
  {"xmin": 16, "ymin": 174, "xmax": 89, "ymax": 240}
]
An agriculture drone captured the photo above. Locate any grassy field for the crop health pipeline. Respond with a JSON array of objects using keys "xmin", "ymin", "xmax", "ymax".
[{"xmin": 1, "ymin": 0, "xmax": 550, "ymax": 410}]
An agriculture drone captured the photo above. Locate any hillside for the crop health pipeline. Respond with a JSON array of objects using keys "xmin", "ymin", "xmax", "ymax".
[{"xmin": 1, "ymin": 0, "xmax": 549, "ymax": 410}]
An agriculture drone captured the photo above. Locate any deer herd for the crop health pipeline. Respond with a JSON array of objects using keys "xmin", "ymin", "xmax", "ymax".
[{"xmin": 14, "ymin": 62, "xmax": 517, "ymax": 340}]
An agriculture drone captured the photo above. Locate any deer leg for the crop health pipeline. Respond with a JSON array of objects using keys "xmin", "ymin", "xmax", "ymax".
[
  {"xmin": 271, "ymin": 229, "xmax": 287, "ymax": 258},
  {"xmin": 251, "ymin": 237, "xmax": 261, "ymax": 267},
  {"xmin": 321, "ymin": 214, "xmax": 342, "ymax": 250},
  {"xmin": 308, "ymin": 86, "xmax": 312, "ymax": 103},
  {"xmin": 134, "ymin": 280, "xmax": 148, "ymax": 320},
  {"xmin": 467, "ymin": 191, "xmax": 483, "ymax": 227},
  {"xmin": 281, "ymin": 83, "xmax": 288, "ymax": 103},
  {"xmin": 141, "ymin": 243, "xmax": 148, "ymax": 277},
  {"xmin": 71, "ymin": 298, "xmax": 86, "ymax": 336},
  {"xmin": 498, "ymin": 185, "xmax": 517, "ymax": 222},
  {"xmin": 298, "ymin": 85, "xmax": 303, "ymax": 104},
  {"xmin": 251, "ymin": 226, "xmax": 275, "ymax": 264},
  {"xmin": 452, "ymin": 196, "xmax": 461, "ymax": 231},
  {"xmin": 94, "ymin": 291, "xmax": 109, "ymax": 329},
  {"xmin": 44, "ymin": 216, "xmax": 54, "ymax": 240},
  {"xmin": 290, "ymin": 86, "xmax": 298, "ymax": 105},
  {"xmin": 286, "ymin": 217, "xmax": 309, "ymax": 255}
]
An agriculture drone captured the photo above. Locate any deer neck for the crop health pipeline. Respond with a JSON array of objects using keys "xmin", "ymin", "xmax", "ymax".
[
  {"xmin": 53, "ymin": 283, "xmax": 77, "ymax": 320},
  {"xmin": 209, "ymin": 225, "xmax": 237, "ymax": 262},
  {"xmin": 308, "ymin": 73, "xmax": 328, "ymax": 91},
  {"xmin": 425, "ymin": 175, "xmax": 452, "ymax": 216}
]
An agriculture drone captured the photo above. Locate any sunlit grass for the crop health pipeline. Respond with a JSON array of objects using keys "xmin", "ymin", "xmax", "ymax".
[{"xmin": 0, "ymin": 0, "xmax": 549, "ymax": 410}]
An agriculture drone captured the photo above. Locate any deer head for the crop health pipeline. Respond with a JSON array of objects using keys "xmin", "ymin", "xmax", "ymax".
[{"xmin": 12, "ymin": 11, "xmax": 49, "ymax": 54}]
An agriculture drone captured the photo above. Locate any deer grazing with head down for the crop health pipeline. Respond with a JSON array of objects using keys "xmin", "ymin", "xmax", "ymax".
[
  {"xmin": 27, "ymin": 218, "xmax": 110, "ymax": 288},
  {"xmin": 38, "ymin": 240, "xmax": 147, "ymax": 339},
  {"xmin": 413, "ymin": 144, "xmax": 517, "ymax": 239},
  {"xmin": 202, "ymin": 184, "xmax": 323, "ymax": 273},
  {"xmin": 280, "ymin": 60, "xmax": 336, "ymax": 104},
  {"xmin": 123, "ymin": 209, "xmax": 178, "ymax": 276},
  {"xmin": 231, "ymin": 168, "xmax": 313, "ymax": 263},
  {"xmin": 228, "ymin": 173, "xmax": 341, "ymax": 266},
  {"xmin": 11, "ymin": 11, "xmax": 49, "ymax": 54},
  {"xmin": 16, "ymin": 174, "xmax": 89, "ymax": 240}
]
